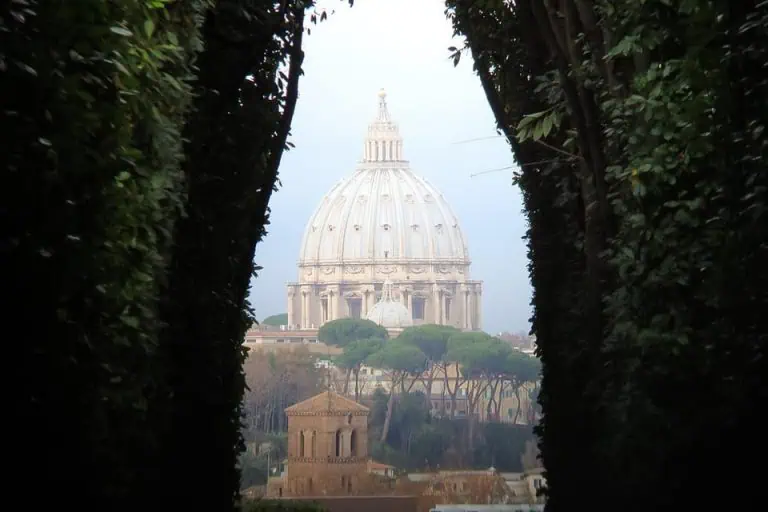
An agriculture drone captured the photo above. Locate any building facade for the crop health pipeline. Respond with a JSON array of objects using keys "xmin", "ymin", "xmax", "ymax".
[
  {"xmin": 287, "ymin": 90, "xmax": 482, "ymax": 331},
  {"xmin": 270, "ymin": 391, "xmax": 370, "ymax": 497}
]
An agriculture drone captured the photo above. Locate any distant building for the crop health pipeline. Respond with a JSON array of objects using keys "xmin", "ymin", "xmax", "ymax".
[
  {"xmin": 243, "ymin": 326, "xmax": 342, "ymax": 355},
  {"xmin": 430, "ymin": 506, "xmax": 544, "ymax": 512},
  {"xmin": 267, "ymin": 391, "xmax": 370, "ymax": 497},
  {"xmin": 368, "ymin": 460, "xmax": 396, "ymax": 479},
  {"xmin": 407, "ymin": 466, "xmax": 546, "ymax": 508},
  {"xmin": 286, "ymin": 90, "xmax": 483, "ymax": 331}
]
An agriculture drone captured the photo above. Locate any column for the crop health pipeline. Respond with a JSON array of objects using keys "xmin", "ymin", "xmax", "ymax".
[
  {"xmin": 329, "ymin": 290, "xmax": 336, "ymax": 321},
  {"xmin": 363, "ymin": 287, "xmax": 372, "ymax": 316},
  {"xmin": 302, "ymin": 289, "xmax": 311, "ymax": 329},
  {"xmin": 300, "ymin": 291, "xmax": 306, "ymax": 328},
  {"xmin": 406, "ymin": 290, "xmax": 413, "ymax": 317},
  {"xmin": 466, "ymin": 290, "xmax": 474, "ymax": 331},
  {"xmin": 432, "ymin": 284, "xmax": 441, "ymax": 325},
  {"xmin": 287, "ymin": 288, "xmax": 295, "ymax": 328},
  {"xmin": 441, "ymin": 294, "xmax": 447, "ymax": 325},
  {"xmin": 475, "ymin": 288, "xmax": 482, "ymax": 330}
]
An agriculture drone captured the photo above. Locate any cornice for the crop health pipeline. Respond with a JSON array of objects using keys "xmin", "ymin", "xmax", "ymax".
[
  {"xmin": 286, "ymin": 410, "xmax": 369, "ymax": 417},
  {"xmin": 297, "ymin": 258, "xmax": 471, "ymax": 267},
  {"xmin": 288, "ymin": 456, "xmax": 368, "ymax": 464}
]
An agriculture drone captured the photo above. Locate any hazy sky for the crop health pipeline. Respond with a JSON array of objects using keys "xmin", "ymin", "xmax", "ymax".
[{"xmin": 249, "ymin": 0, "xmax": 532, "ymax": 334}]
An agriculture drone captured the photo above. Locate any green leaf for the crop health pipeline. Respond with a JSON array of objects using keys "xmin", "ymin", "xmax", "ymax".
[
  {"xmin": 542, "ymin": 115, "xmax": 554, "ymax": 138},
  {"xmin": 110, "ymin": 26, "xmax": 133, "ymax": 37},
  {"xmin": 114, "ymin": 60, "xmax": 130, "ymax": 75},
  {"xmin": 144, "ymin": 19, "xmax": 155, "ymax": 38}
]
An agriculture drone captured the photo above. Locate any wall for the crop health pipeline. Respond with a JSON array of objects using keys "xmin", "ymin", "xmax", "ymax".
[{"xmin": 284, "ymin": 412, "xmax": 369, "ymax": 496}]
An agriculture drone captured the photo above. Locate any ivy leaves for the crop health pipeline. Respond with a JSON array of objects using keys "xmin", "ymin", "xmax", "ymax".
[
  {"xmin": 450, "ymin": 1, "xmax": 768, "ymax": 511},
  {"xmin": 515, "ymin": 108, "xmax": 561, "ymax": 142}
]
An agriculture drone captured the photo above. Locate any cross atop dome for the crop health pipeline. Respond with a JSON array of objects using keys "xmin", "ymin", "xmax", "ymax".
[
  {"xmin": 363, "ymin": 89, "xmax": 404, "ymax": 163},
  {"xmin": 376, "ymin": 88, "xmax": 390, "ymax": 122}
]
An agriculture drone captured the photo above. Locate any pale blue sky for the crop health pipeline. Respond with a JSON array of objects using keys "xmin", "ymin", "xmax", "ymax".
[{"xmin": 249, "ymin": 0, "xmax": 532, "ymax": 334}]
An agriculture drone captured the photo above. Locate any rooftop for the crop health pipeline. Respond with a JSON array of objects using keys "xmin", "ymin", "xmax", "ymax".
[{"xmin": 285, "ymin": 390, "xmax": 370, "ymax": 415}]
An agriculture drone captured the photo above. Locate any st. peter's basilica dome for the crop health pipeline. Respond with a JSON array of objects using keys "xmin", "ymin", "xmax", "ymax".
[{"xmin": 287, "ymin": 90, "xmax": 482, "ymax": 332}]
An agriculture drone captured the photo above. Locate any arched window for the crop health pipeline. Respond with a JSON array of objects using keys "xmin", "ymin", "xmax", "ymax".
[
  {"xmin": 350, "ymin": 429, "xmax": 358, "ymax": 456},
  {"xmin": 335, "ymin": 429, "xmax": 342, "ymax": 457},
  {"xmin": 311, "ymin": 431, "xmax": 317, "ymax": 457},
  {"xmin": 299, "ymin": 431, "xmax": 305, "ymax": 457}
]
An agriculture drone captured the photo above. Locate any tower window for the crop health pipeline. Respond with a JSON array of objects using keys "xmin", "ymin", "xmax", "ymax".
[
  {"xmin": 335, "ymin": 429, "xmax": 342, "ymax": 457},
  {"xmin": 350, "ymin": 429, "xmax": 357, "ymax": 456}
]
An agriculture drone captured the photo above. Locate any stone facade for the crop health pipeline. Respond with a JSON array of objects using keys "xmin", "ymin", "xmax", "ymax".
[{"xmin": 274, "ymin": 391, "xmax": 370, "ymax": 497}]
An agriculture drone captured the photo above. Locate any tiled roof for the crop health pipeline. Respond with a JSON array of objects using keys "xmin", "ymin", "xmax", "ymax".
[{"xmin": 285, "ymin": 390, "xmax": 370, "ymax": 414}]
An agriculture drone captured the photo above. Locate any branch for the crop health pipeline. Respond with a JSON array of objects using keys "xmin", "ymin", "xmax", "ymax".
[{"xmin": 262, "ymin": 6, "xmax": 305, "ymax": 197}]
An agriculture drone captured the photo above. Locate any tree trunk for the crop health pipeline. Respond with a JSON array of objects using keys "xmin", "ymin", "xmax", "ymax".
[
  {"xmin": 343, "ymin": 368, "xmax": 352, "ymax": 395},
  {"xmin": 495, "ymin": 381, "xmax": 507, "ymax": 420},
  {"xmin": 513, "ymin": 386, "xmax": 522, "ymax": 424},
  {"xmin": 417, "ymin": 367, "xmax": 435, "ymax": 412},
  {"xmin": 354, "ymin": 368, "xmax": 360, "ymax": 402},
  {"xmin": 445, "ymin": 362, "xmax": 462, "ymax": 418},
  {"xmin": 380, "ymin": 383, "xmax": 397, "ymax": 444},
  {"xmin": 468, "ymin": 413, "xmax": 477, "ymax": 454},
  {"xmin": 466, "ymin": 381, "xmax": 487, "ymax": 453},
  {"xmin": 486, "ymin": 378, "xmax": 500, "ymax": 421}
]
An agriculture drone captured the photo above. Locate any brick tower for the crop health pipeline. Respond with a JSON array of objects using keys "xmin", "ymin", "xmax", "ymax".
[{"xmin": 281, "ymin": 391, "xmax": 370, "ymax": 496}]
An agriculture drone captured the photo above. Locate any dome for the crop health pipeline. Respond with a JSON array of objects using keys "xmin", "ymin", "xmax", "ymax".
[
  {"xmin": 286, "ymin": 91, "xmax": 483, "ymax": 334},
  {"xmin": 366, "ymin": 280, "xmax": 413, "ymax": 329},
  {"xmin": 298, "ymin": 92, "xmax": 469, "ymax": 266}
]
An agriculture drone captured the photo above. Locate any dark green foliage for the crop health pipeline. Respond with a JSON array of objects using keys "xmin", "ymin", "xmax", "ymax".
[
  {"xmin": 396, "ymin": 324, "xmax": 459, "ymax": 361},
  {"xmin": 448, "ymin": 1, "xmax": 768, "ymax": 511},
  {"xmin": 336, "ymin": 338, "xmax": 385, "ymax": 369},
  {"xmin": 154, "ymin": 0, "xmax": 312, "ymax": 509},
  {"xmin": 596, "ymin": 2, "xmax": 768, "ymax": 508},
  {"xmin": 240, "ymin": 432, "xmax": 288, "ymax": 488},
  {"xmin": 317, "ymin": 317, "xmax": 389, "ymax": 347},
  {"xmin": 2, "ymin": 0, "xmax": 206, "ymax": 507},
  {"xmin": 336, "ymin": 337, "xmax": 386, "ymax": 399},
  {"xmin": 473, "ymin": 422, "xmax": 534, "ymax": 472},
  {"xmin": 4, "ymin": 0, "xmax": 328, "ymax": 508},
  {"xmin": 262, "ymin": 313, "xmax": 289, "ymax": 326},
  {"xmin": 367, "ymin": 389, "xmax": 535, "ymax": 472}
]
